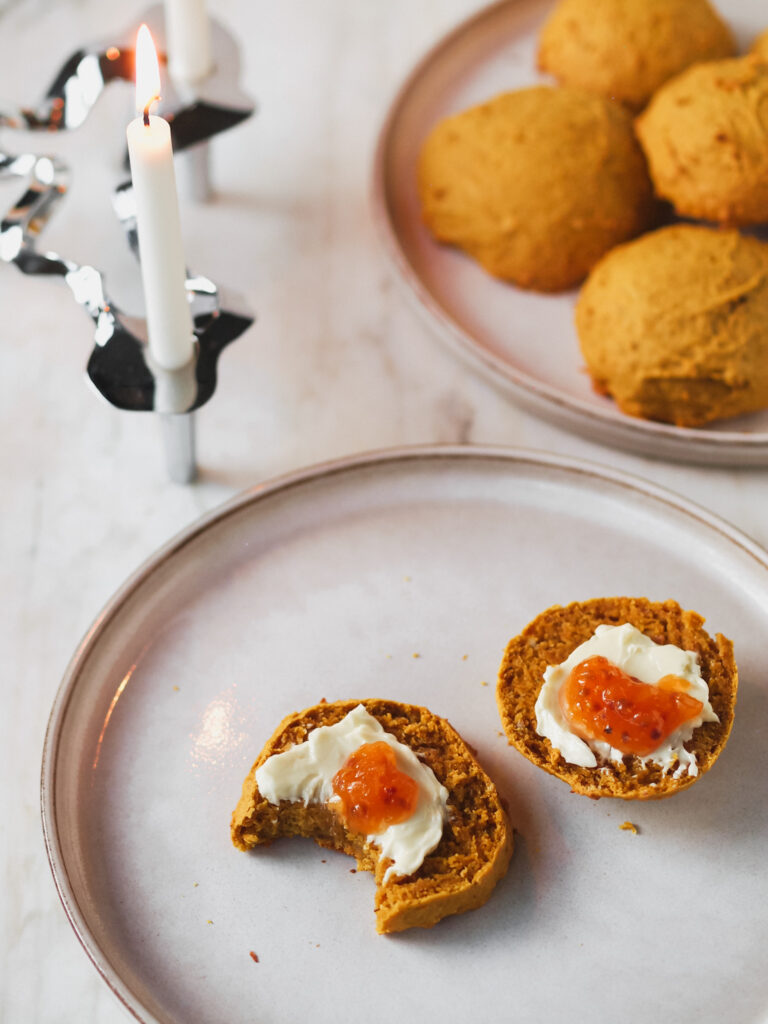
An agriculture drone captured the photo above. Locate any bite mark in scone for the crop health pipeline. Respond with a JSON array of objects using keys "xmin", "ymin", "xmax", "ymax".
[{"xmin": 231, "ymin": 699, "xmax": 513, "ymax": 933}]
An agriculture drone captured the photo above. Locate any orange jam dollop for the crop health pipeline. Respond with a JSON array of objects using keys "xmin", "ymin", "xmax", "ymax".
[
  {"xmin": 331, "ymin": 741, "xmax": 419, "ymax": 834},
  {"xmin": 559, "ymin": 655, "xmax": 704, "ymax": 757}
]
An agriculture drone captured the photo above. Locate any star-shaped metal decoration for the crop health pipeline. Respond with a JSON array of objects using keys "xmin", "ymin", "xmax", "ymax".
[
  {"xmin": 0, "ymin": 5, "xmax": 256, "ymax": 426},
  {"xmin": 0, "ymin": 7, "xmax": 258, "ymax": 482}
]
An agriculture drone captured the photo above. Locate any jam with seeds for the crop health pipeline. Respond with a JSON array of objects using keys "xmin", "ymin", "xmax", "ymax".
[
  {"xmin": 332, "ymin": 741, "xmax": 419, "ymax": 834},
  {"xmin": 559, "ymin": 655, "xmax": 703, "ymax": 757}
]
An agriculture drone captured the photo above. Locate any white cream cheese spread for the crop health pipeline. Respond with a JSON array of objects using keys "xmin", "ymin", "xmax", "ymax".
[
  {"xmin": 534, "ymin": 623, "xmax": 718, "ymax": 777},
  {"xmin": 255, "ymin": 704, "xmax": 449, "ymax": 882}
]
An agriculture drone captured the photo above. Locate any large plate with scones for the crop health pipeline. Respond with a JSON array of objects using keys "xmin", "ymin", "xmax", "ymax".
[
  {"xmin": 42, "ymin": 447, "xmax": 768, "ymax": 1023},
  {"xmin": 372, "ymin": 0, "xmax": 768, "ymax": 465}
]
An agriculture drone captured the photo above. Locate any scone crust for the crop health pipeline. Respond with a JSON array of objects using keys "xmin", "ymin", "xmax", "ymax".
[
  {"xmin": 752, "ymin": 28, "xmax": 768, "ymax": 60},
  {"xmin": 636, "ymin": 56, "xmax": 768, "ymax": 226},
  {"xmin": 496, "ymin": 597, "xmax": 737, "ymax": 800},
  {"xmin": 418, "ymin": 86, "xmax": 655, "ymax": 292},
  {"xmin": 231, "ymin": 699, "xmax": 513, "ymax": 933},
  {"xmin": 538, "ymin": 0, "xmax": 735, "ymax": 110},
  {"xmin": 575, "ymin": 224, "xmax": 768, "ymax": 427}
]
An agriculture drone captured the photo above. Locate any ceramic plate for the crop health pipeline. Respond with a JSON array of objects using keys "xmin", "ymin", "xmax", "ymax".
[
  {"xmin": 42, "ymin": 447, "xmax": 768, "ymax": 1023},
  {"xmin": 372, "ymin": 0, "xmax": 768, "ymax": 465}
]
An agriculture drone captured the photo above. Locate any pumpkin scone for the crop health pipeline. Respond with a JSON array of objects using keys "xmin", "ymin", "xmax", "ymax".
[
  {"xmin": 231, "ymin": 699, "xmax": 513, "ymax": 933},
  {"xmin": 636, "ymin": 56, "xmax": 768, "ymax": 225},
  {"xmin": 751, "ymin": 28, "xmax": 768, "ymax": 60},
  {"xmin": 496, "ymin": 598, "xmax": 737, "ymax": 800},
  {"xmin": 538, "ymin": 0, "xmax": 734, "ymax": 111},
  {"xmin": 418, "ymin": 87, "xmax": 655, "ymax": 292},
  {"xmin": 575, "ymin": 225, "xmax": 768, "ymax": 427}
]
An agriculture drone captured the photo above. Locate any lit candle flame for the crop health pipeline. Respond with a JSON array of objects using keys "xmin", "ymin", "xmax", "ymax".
[{"xmin": 135, "ymin": 24, "xmax": 161, "ymax": 121}]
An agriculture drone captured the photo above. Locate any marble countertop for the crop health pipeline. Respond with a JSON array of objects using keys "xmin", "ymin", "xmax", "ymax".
[{"xmin": 2, "ymin": 0, "xmax": 766, "ymax": 1019}]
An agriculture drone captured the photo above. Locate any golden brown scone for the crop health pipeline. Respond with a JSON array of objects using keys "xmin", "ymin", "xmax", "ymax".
[
  {"xmin": 538, "ymin": 0, "xmax": 735, "ymax": 110},
  {"xmin": 418, "ymin": 87, "xmax": 655, "ymax": 292},
  {"xmin": 751, "ymin": 28, "xmax": 768, "ymax": 59},
  {"xmin": 575, "ymin": 224, "xmax": 768, "ymax": 426},
  {"xmin": 496, "ymin": 598, "xmax": 737, "ymax": 800},
  {"xmin": 231, "ymin": 699, "xmax": 513, "ymax": 934},
  {"xmin": 636, "ymin": 56, "xmax": 768, "ymax": 225}
]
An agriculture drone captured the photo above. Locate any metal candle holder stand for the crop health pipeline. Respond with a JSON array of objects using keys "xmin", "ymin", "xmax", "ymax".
[{"xmin": 0, "ymin": 6, "xmax": 256, "ymax": 482}]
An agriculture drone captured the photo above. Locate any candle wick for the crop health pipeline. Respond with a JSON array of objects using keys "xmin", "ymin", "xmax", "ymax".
[{"xmin": 142, "ymin": 93, "xmax": 160, "ymax": 126}]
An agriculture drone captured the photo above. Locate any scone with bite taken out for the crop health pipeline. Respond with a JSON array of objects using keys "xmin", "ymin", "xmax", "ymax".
[
  {"xmin": 496, "ymin": 598, "xmax": 737, "ymax": 799},
  {"xmin": 231, "ymin": 699, "xmax": 513, "ymax": 933}
]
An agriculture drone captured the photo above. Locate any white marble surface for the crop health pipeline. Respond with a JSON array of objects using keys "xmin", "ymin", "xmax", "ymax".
[{"xmin": 1, "ymin": 0, "xmax": 766, "ymax": 1020}]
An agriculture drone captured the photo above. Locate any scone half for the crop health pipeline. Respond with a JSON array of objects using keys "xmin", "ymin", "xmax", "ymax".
[
  {"xmin": 231, "ymin": 698, "xmax": 513, "ymax": 933},
  {"xmin": 496, "ymin": 598, "xmax": 737, "ymax": 800}
]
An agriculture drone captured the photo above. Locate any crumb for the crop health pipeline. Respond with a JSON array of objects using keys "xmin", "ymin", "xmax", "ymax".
[
  {"xmin": 385, "ymin": 654, "xmax": 392, "ymax": 659},
  {"xmin": 321, "ymin": 859, "xmax": 326, "ymax": 863},
  {"xmin": 497, "ymin": 731, "xmax": 504, "ymax": 737},
  {"xmin": 349, "ymin": 868, "xmax": 357, "ymax": 874},
  {"xmin": 462, "ymin": 654, "xmax": 469, "ymax": 661},
  {"xmin": 481, "ymin": 680, "xmax": 488, "ymax": 687},
  {"xmin": 412, "ymin": 653, "xmax": 421, "ymax": 659},
  {"xmin": 173, "ymin": 685, "xmax": 180, "ymax": 692},
  {"xmin": 207, "ymin": 919, "xmax": 213, "ymax": 924},
  {"xmin": 193, "ymin": 882, "xmax": 199, "ymax": 888},
  {"xmin": 319, "ymin": 697, "xmax": 327, "ymax": 704},
  {"xmin": 249, "ymin": 951, "xmax": 259, "ymax": 963},
  {"xmin": 404, "ymin": 576, "xmax": 412, "ymax": 582},
  {"xmin": 316, "ymin": 944, "xmax": 320, "ymax": 948},
  {"xmin": 620, "ymin": 821, "xmax": 639, "ymax": 834}
]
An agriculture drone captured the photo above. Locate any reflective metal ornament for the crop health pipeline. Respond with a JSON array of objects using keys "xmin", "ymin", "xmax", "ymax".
[{"xmin": 0, "ymin": 6, "xmax": 257, "ymax": 480}]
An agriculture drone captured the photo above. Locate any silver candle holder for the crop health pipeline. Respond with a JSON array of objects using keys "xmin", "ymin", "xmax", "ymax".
[
  {"xmin": 0, "ymin": 7, "xmax": 256, "ymax": 482},
  {"xmin": 0, "ymin": 5, "xmax": 254, "ymax": 194}
]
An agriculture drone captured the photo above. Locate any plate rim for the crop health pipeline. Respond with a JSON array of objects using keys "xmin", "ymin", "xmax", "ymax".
[
  {"xmin": 369, "ymin": 0, "xmax": 768, "ymax": 465},
  {"xmin": 40, "ymin": 442, "xmax": 768, "ymax": 1024}
]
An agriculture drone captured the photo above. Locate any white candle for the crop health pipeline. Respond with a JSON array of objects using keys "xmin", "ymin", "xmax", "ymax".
[
  {"xmin": 126, "ymin": 25, "xmax": 194, "ymax": 371},
  {"xmin": 164, "ymin": 0, "xmax": 212, "ymax": 84}
]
